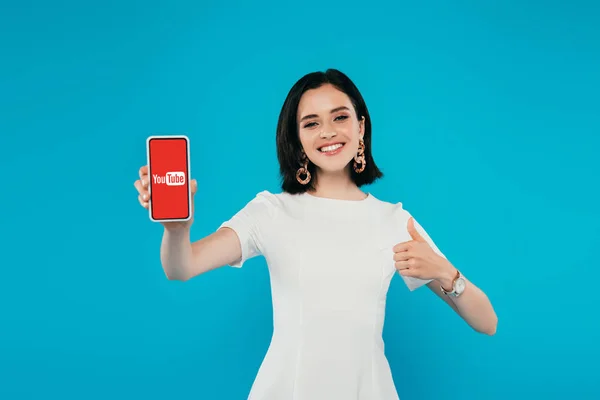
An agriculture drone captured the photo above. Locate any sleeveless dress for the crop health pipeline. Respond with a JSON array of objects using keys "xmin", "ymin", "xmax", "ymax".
[{"xmin": 219, "ymin": 191, "xmax": 445, "ymax": 400}]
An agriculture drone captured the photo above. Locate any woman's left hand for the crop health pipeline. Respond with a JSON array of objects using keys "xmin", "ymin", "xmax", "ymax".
[{"xmin": 393, "ymin": 217, "xmax": 456, "ymax": 286}]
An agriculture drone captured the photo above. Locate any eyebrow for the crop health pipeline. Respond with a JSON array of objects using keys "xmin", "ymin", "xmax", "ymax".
[{"xmin": 300, "ymin": 106, "xmax": 350, "ymax": 122}]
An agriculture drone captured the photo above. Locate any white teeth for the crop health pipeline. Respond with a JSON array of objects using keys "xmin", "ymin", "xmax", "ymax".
[{"xmin": 320, "ymin": 143, "xmax": 343, "ymax": 152}]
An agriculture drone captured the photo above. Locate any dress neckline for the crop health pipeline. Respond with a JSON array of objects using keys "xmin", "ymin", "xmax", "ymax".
[{"xmin": 302, "ymin": 191, "xmax": 373, "ymax": 203}]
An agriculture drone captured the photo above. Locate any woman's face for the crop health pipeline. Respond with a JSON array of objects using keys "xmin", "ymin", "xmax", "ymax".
[{"xmin": 296, "ymin": 83, "xmax": 364, "ymax": 175}]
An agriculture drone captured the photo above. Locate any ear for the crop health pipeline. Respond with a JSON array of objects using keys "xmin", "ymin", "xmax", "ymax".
[{"xmin": 359, "ymin": 116, "xmax": 365, "ymax": 139}]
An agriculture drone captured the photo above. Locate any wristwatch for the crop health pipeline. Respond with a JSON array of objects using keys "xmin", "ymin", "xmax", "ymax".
[{"xmin": 440, "ymin": 269, "xmax": 466, "ymax": 297}]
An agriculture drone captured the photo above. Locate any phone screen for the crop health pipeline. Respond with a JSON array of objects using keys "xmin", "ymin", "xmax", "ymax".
[{"xmin": 146, "ymin": 135, "xmax": 192, "ymax": 222}]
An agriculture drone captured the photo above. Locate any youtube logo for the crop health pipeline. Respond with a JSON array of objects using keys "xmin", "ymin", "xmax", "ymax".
[{"xmin": 152, "ymin": 172, "xmax": 186, "ymax": 186}]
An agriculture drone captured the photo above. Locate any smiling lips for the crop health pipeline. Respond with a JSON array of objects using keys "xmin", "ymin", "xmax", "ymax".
[{"xmin": 318, "ymin": 142, "xmax": 345, "ymax": 155}]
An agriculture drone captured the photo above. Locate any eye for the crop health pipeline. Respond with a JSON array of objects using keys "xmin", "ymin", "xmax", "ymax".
[
  {"xmin": 334, "ymin": 115, "xmax": 349, "ymax": 122},
  {"xmin": 303, "ymin": 121, "xmax": 318, "ymax": 128}
]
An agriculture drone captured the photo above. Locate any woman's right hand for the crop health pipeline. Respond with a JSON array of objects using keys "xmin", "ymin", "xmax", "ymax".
[{"xmin": 134, "ymin": 165, "xmax": 198, "ymax": 231}]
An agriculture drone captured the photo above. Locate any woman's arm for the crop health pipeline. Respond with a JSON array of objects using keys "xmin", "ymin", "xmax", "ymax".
[
  {"xmin": 135, "ymin": 164, "xmax": 246, "ymax": 281},
  {"xmin": 160, "ymin": 226, "xmax": 242, "ymax": 281},
  {"xmin": 427, "ymin": 265, "xmax": 498, "ymax": 335},
  {"xmin": 394, "ymin": 217, "xmax": 498, "ymax": 335}
]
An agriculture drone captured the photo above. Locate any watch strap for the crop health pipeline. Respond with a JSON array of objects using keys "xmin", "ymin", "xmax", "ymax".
[{"xmin": 440, "ymin": 269, "xmax": 461, "ymax": 296}]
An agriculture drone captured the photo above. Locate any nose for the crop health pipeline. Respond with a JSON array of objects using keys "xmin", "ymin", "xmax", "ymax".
[{"xmin": 320, "ymin": 131, "xmax": 337, "ymax": 139}]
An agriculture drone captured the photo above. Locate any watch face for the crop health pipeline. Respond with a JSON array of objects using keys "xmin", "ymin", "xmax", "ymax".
[{"xmin": 455, "ymin": 277, "xmax": 466, "ymax": 293}]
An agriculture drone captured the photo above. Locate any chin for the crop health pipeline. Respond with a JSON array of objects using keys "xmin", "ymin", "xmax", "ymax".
[{"xmin": 312, "ymin": 159, "xmax": 353, "ymax": 174}]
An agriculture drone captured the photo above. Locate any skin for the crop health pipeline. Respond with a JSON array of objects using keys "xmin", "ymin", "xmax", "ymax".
[
  {"xmin": 133, "ymin": 83, "xmax": 498, "ymax": 335},
  {"xmin": 296, "ymin": 83, "xmax": 367, "ymax": 200}
]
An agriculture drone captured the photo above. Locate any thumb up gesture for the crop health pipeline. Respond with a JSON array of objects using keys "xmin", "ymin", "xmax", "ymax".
[{"xmin": 393, "ymin": 217, "xmax": 454, "ymax": 281}]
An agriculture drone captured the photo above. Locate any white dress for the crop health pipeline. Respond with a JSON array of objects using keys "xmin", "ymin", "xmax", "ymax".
[{"xmin": 219, "ymin": 191, "xmax": 446, "ymax": 400}]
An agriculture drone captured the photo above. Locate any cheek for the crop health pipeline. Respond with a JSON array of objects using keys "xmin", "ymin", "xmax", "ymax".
[
  {"xmin": 299, "ymin": 129, "xmax": 320, "ymax": 147},
  {"xmin": 339, "ymin": 122, "xmax": 360, "ymax": 138},
  {"xmin": 336, "ymin": 124, "xmax": 351, "ymax": 134},
  {"xmin": 298, "ymin": 131, "xmax": 310, "ymax": 148},
  {"xmin": 298, "ymin": 133, "xmax": 319, "ymax": 158}
]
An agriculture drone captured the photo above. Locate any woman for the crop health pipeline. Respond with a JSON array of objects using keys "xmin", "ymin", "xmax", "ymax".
[{"xmin": 134, "ymin": 69, "xmax": 498, "ymax": 400}]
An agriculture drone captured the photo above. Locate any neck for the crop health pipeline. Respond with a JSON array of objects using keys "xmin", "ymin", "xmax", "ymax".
[{"xmin": 308, "ymin": 167, "xmax": 367, "ymax": 201}]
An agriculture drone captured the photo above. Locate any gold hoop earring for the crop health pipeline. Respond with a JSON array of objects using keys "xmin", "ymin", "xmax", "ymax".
[
  {"xmin": 353, "ymin": 139, "xmax": 366, "ymax": 173},
  {"xmin": 296, "ymin": 152, "xmax": 311, "ymax": 184}
]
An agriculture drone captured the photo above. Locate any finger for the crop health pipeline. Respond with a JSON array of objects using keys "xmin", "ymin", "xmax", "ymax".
[
  {"xmin": 398, "ymin": 268, "xmax": 419, "ymax": 277},
  {"xmin": 139, "ymin": 165, "xmax": 148, "ymax": 179},
  {"xmin": 191, "ymin": 179, "xmax": 197, "ymax": 195},
  {"xmin": 134, "ymin": 179, "xmax": 144, "ymax": 194},
  {"xmin": 407, "ymin": 217, "xmax": 426, "ymax": 242},
  {"xmin": 134, "ymin": 180, "xmax": 150, "ymax": 200},
  {"xmin": 135, "ymin": 181, "xmax": 150, "ymax": 202},
  {"xmin": 394, "ymin": 260, "xmax": 411, "ymax": 270},
  {"xmin": 138, "ymin": 194, "xmax": 149, "ymax": 209},
  {"xmin": 393, "ymin": 241, "xmax": 413, "ymax": 253},
  {"xmin": 393, "ymin": 251, "xmax": 412, "ymax": 262},
  {"xmin": 138, "ymin": 166, "xmax": 149, "ymax": 189}
]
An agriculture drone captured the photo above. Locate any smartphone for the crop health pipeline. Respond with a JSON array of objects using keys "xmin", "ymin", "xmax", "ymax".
[{"xmin": 146, "ymin": 135, "xmax": 192, "ymax": 223}]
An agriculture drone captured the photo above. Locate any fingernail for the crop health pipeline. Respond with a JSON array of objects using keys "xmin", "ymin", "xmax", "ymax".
[{"xmin": 143, "ymin": 194, "xmax": 148, "ymax": 200}]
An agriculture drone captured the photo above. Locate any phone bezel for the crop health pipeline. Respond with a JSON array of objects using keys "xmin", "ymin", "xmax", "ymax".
[{"xmin": 146, "ymin": 135, "xmax": 192, "ymax": 223}]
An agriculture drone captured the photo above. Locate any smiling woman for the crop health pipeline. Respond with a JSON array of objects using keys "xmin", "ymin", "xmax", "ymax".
[
  {"xmin": 275, "ymin": 70, "xmax": 383, "ymax": 196},
  {"xmin": 133, "ymin": 68, "xmax": 498, "ymax": 400}
]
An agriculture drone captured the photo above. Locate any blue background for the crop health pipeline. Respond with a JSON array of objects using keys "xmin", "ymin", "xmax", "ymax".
[{"xmin": 1, "ymin": 1, "xmax": 598, "ymax": 399}]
